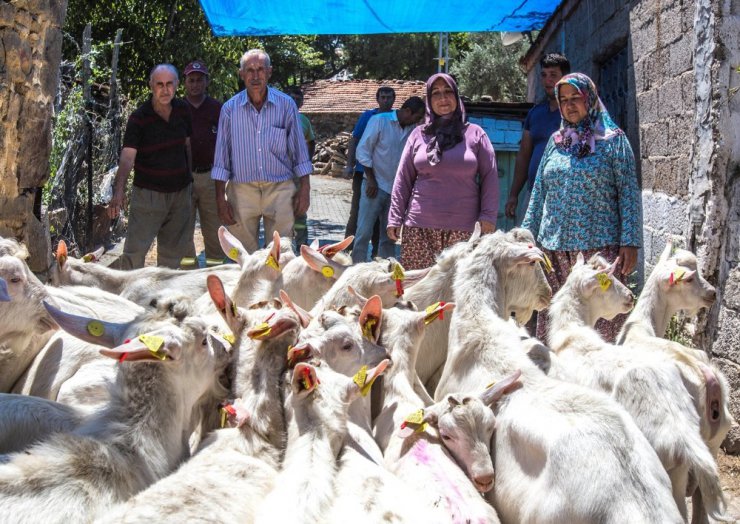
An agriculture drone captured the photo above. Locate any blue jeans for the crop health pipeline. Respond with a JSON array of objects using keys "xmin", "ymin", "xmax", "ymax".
[{"xmin": 351, "ymin": 182, "xmax": 395, "ymax": 263}]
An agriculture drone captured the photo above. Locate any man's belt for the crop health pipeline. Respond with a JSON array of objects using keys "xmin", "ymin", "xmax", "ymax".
[{"xmin": 192, "ymin": 166, "xmax": 212, "ymax": 173}]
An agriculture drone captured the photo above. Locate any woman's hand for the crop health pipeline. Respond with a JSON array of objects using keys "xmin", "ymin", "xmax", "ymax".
[
  {"xmin": 387, "ymin": 227, "xmax": 401, "ymax": 242},
  {"xmin": 479, "ymin": 220, "xmax": 495, "ymax": 234},
  {"xmin": 618, "ymin": 246, "xmax": 638, "ymax": 275}
]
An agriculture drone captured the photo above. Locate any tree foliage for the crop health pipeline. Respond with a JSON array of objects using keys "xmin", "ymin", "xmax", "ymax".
[{"xmin": 450, "ymin": 32, "xmax": 528, "ymax": 102}]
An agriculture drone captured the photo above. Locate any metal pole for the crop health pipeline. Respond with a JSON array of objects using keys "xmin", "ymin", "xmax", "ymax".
[
  {"xmin": 437, "ymin": 32, "xmax": 443, "ymax": 73},
  {"xmin": 444, "ymin": 32, "xmax": 449, "ymax": 73}
]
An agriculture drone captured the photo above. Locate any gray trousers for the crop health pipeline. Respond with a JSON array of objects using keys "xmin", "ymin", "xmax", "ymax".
[
  {"xmin": 121, "ymin": 184, "xmax": 194, "ymax": 269},
  {"xmin": 190, "ymin": 170, "xmax": 224, "ymax": 261}
]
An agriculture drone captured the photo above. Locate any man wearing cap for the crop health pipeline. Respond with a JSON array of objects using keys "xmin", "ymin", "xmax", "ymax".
[
  {"xmin": 212, "ymin": 49, "xmax": 311, "ymax": 254},
  {"xmin": 183, "ymin": 60, "xmax": 224, "ymax": 265},
  {"xmin": 107, "ymin": 63, "xmax": 193, "ymax": 269}
]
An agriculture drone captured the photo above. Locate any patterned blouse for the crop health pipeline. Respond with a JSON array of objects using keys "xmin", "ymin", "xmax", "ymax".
[{"xmin": 522, "ymin": 132, "xmax": 642, "ymax": 251}]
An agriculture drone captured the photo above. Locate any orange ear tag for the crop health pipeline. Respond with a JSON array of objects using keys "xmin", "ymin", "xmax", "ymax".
[
  {"xmin": 87, "ymin": 320, "xmax": 105, "ymax": 337},
  {"xmin": 138, "ymin": 334, "xmax": 167, "ymax": 360},
  {"xmin": 595, "ymin": 273, "xmax": 611, "ymax": 292},
  {"xmin": 321, "ymin": 266, "xmax": 334, "ymax": 278},
  {"xmin": 265, "ymin": 254, "xmax": 280, "ymax": 272}
]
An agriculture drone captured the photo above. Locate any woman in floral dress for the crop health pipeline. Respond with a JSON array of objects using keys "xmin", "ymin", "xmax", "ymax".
[{"xmin": 523, "ymin": 72, "xmax": 642, "ymax": 343}]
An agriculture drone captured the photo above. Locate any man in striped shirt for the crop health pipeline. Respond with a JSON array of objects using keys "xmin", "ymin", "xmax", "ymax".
[{"xmin": 212, "ymin": 49, "xmax": 312, "ymax": 253}]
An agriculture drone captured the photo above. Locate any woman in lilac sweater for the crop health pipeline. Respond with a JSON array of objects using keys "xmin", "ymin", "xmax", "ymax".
[{"xmin": 387, "ymin": 73, "xmax": 499, "ymax": 269}]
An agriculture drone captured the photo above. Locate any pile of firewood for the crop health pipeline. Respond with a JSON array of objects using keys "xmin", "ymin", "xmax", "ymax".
[{"xmin": 312, "ymin": 131, "xmax": 351, "ymax": 176}]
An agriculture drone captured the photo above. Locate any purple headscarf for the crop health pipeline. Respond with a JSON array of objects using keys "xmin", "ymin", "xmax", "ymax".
[
  {"xmin": 553, "ymin": 73, "xmax": 622, "ymax": 158},
  {"xmin": 422, "ymin": 73, "xmax": 466, "ymax": 166}
]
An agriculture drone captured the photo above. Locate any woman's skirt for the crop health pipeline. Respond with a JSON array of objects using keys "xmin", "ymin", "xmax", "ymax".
[{"xmin": 400, "ymin": 226, "xmax": 471, "ymax": 270}]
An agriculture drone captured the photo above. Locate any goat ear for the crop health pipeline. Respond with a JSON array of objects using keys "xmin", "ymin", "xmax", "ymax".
[
  {"xmin": 0, "ymin": 277, "xmax": 9, "ymax": 302},
  {"xmin": 279, "ymin": 289, "xmax": 312, "ymax": 328},
  {"xmin": 659, "ymin": 241, "xmax": 673, "ymax": 264},
  {"xmin": 480, "ymin": 369, "xmax": 522, "ymax": 406},
  {"xmin": 43, "ymin": 301, "xmax": 126, "ymax": 348},
  {"xmin": 669, "ymin": 268, "xmax": 695, "ymax": 286},
  {"xmin": 300, "ymin": 244, "xmax": 344, "ymax": 279},
  {"xmin": 56, "ymin": 240, "xmax": 68, "ymax": 268},
  {"xmin": 287, "ymin": 342, "xmax": 314, "ymax": 367},
  {"xmin": 347, "ymin": 285, "xmax": 370, "ymax": 306},
  {"xmin": 469, "ymin": 222, "xmax": 482, "ymax": 243},
  {"xmin": 402, "ymin": 267, "xmax": 432, "ymax": 288},
  {"xmin": 246, "ymin": 307, "xmax": 299, "ymax": 340},
  {"xmin": 292, "ymin": 363, "xmax": 319, "ymax": 396},
  {"xmin": 100, "ymin": 332, "xmax": 182, "ymax": 362},
  {"xmin": 318, "ymin": 236, "xmax": 353, "ymax": 258},
  {"xmin": 310, "ymin": 238, "xmax": 320, "ymax": 250},
  {"xmin": 575, "ymin": 252, "xmax": 585, "ymax": 266},
  {"xmin": 218, "ymin": 227, "xmax": 248, "ymax": 266},
  {"xmin": 359, "ymin": 295, "xmax": 383, "ymax": 343},
  {"xmin": 269, "ymin": 231, "xmax": 282, "ymax": 269},
  {"xmin": 207, "ymin": 275, "xmax": 240, "ymax": 332}
]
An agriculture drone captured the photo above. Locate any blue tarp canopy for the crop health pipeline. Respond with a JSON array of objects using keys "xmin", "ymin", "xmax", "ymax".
[{"xmin": 199, "ymin": 0, "xmax": 559, "ymax": 36}]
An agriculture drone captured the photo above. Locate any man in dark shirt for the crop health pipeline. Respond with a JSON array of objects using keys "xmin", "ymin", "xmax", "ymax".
[
  {"xmin": 183, "ymin": 60, "xmax": 224, "ymax": 265},
  {"xmin": 108, "ymin": 63, "xmax": 193, "ymax": 269}
]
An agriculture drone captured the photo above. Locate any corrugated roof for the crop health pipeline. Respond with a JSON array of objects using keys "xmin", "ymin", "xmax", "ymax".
[{"xmin": 301, "ymin": 79, "xmax": 426, "ymax": 114}]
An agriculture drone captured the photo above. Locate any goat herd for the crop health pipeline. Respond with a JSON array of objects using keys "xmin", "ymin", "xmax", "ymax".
[{"xmin": 0, "ymin": 224, "xmax": 733, "ymax": 524}]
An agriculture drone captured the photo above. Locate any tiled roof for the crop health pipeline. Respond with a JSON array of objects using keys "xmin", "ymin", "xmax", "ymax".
[{"xmin": 301, "ymin": 79, "xmax": 426, "ymax": 114}]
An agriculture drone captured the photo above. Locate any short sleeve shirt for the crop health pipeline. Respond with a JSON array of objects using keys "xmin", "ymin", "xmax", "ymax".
[
  {"xmin": 123, "ymin": 98, "xmax": 192, "ymax": 192},
  {"xmin": 523, "ymin": 102, "xmax": 562, "ymax": 190}
]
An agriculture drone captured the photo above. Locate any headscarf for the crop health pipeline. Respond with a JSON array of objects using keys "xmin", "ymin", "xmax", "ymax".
[
  {"xmin": 422, "ymin": 73, "xmax": 466, "ymax": 166},
  {"xmin": 553, "ymin": 73, "xmax": 622, "ymax": 158}
]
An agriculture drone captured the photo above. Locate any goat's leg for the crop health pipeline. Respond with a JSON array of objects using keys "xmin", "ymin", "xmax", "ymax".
[
  {"xmin": 691, "ymin": 489, "xmax": 710, "ymax": 524},
  {"xmin": 669, "ymin": 465, "xmax": 690, "ymax": 522}
]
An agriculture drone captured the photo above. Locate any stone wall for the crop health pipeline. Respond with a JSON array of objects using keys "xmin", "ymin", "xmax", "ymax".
[
  {"xmin": 303, "ymin": 111, "xmax": 361, "ymax": 141},
  {"xmin": 0, "ymin": 0, "xmax": 67, "ymax": 272}
]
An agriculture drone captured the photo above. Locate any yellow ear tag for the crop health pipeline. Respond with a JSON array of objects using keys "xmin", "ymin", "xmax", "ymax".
[
  {"xmin": 596, "ymin": 273, "xmax": 611, "ymax": 292},
  {"xmin": 228, "ymin": 247, "xmax": 240, "ymax": 261},
  {"xmin": 542, "ymin": 253, "xmax": 554, "ymax": 273},
  {"xmin": 391, "ymin": 263, "xmax": 406, "ymax": 281},
  {"xmin": 485, "ymin": 379, "xmax": 497, "ymax": 390},
  {"xmin": 670, "ymin": 268, "xmax": 686, "ymax": 285},
  {"xmin": 222, "ymin": 333, "xmax": 236, "ymax": 345},
  {"xmin": 82, "ymin": 253, "xmax": 96, "ymax": 263},
  {"xmin": 180, "ymin": 257, "xmax": 196, "ymax": 266},
  {"xmin": 231, "ymin": 302, "xmax": 238, "ymax": 317},
  {"xmin": 362, "ymin": 317, "xmax": 377, "ymax": 340},
  {"xmin": 87, "ymin": 320, "xmax": 105, "ymax": 337},
  {"xmin": 220, "ymin": 408, "xmax": 228, "ymax": 428},
  {"xmin": 321, "ymin": 266, "xmax": 334, "ymax": 278},
  {"xmin": 58, "ymin": 255, "xmax": 68, "ymax": 267},
  {"xmin": 401, "ymin": 409, "xmax": 428, "ymax": 433},
  {"xmin": 251, "ymin": 322, "xmax": 271, "ymax": 340},
  {"xmin": 424, "ymin": 302, "xmax": 443, "ymax": 325},
  {"xmin": 265, "ymin": 254, "xmax": 280, "ymax": 272},
  {"xmin": 352, "ymin": 365, "xmax": 376, "ymax": 397},
  {"xmin": 138, "ymin": 334, "xmax": 166, "ymax": 360}
]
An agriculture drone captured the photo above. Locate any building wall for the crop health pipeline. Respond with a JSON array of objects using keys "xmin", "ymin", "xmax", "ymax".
[
  {"xmin": 0, "ymin": 1, "xmax": 67, "ymax": 271},
  {"xmin": 524, "ymin": 0, "xmax": 740, "ymax": 450},
  {"xmin": 303, "ymin": 112, "xmax": 362, "ymax": 140}
]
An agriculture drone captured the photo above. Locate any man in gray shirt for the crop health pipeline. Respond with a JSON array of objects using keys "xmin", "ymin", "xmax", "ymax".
[{"xmin": 352, "ymin": 96, "xmax": 425, "ymax": 263}]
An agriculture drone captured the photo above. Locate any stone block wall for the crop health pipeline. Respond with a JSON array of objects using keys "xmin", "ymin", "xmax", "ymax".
[
  {"xmin": 0, "ymin": 0, "xmax": 67, "ymax": 272},
  {"xmin": 303, "ymin": 112, "xmax": 361, "ymax": 140}
]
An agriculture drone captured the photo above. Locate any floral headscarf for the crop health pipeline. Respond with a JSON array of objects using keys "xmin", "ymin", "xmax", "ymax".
[
  {"xmin": 553, "ymin": 73, "xmax": 622, "ymax": 158},
  {"xmin": 422, "ymin": 73, "xmax": 466, "ymax": 166}
]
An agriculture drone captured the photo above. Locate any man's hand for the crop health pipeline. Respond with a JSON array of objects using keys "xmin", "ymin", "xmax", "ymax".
[
  {"xmin": 293, "ymin": 177, "xmax": 310, "ymax": 216},
  {"xmin": 479, "ymin": 220, "xmax": 495, "ymax": 234},
  {"xmin": 106, "ymin": 189, "xmax": 126, "ymax": 220},
  {"xmin": 505, "ymin": 195, "xmax": 519, "ymax": 218},
  {"xmin": 217, "ymin": 198, "xmax": 236, "ymax": 226},
  {"xmin": 365, "ymin": 180, "xmax": 378, "ymax": 198},
  {"xmin": 618, "ymin": 246, "xmax": 638, "ymax": 275},
  {"xmin": 387, "ymin": 226, "xmax": 401, "ymax": 242}
]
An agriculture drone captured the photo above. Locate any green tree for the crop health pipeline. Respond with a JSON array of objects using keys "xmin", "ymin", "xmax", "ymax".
[
  {"xmin": 342, "ymin": 33, "xmax": 439, "ymax": 80},
  {"xmin": 450, "ymin": 32, "xmax": 528, "ymax": 102}
]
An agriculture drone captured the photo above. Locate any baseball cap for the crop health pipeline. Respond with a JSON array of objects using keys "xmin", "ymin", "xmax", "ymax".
[{"xmin": 184, "ymin": 60, "xmax": 209, "ymax": 76}]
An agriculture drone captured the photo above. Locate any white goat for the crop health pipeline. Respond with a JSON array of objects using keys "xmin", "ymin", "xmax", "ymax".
[
  {"xmin": 407, "ymin": 227, "xmax": 552, "ymax": 394},
  {"xmin": 0, "ymin": 312, "xmax": 231, "ymax": 523},
  {"xmin": 0, "ymin": 243, "xmax": 60, "ymax": 392},
  {"xmin": 309, "ymin": 257, "xmax": 430, "ymax": 316},
  {"xmin": 256, "ymin": 359, "xmax": 389, "ymax": 524},
  {"xmin": 280, "ymin": 239, "xmax": 353, "ymax": 310},
  {"xmin": 372, "ymin": 302, "xmax": 514, "ymax": 523},
  {"xmin": 435, "ymin": 231, "xmax": 683, "ymax": 523},
  {"xmin": 548, "ymin": 253, "xmax": 729, "ymax": 522},
  {"xmin": 617, "ymin": 243, "xmax": 733, "ymax": 453},
  {"xmin": 49, "ymin": 239, "xmax": 240, "ymax": 306},
  {"xmin": 0, "ymin": 394, "xmax": 83, "ymax": 454}
]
